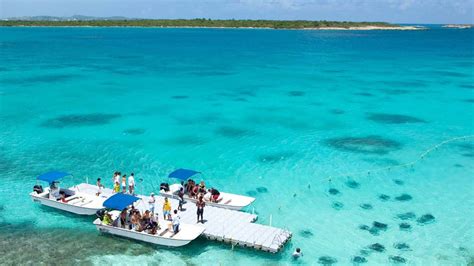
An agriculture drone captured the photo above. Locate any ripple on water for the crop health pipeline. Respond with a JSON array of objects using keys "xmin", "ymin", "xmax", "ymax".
[
  {"xmin": 122, "ymin": 128, "xmax": 146, "ymax": 135},
  {"xmin": 324, "ymin": 136, "xmax": 402, "ymax": 155},
  {"xmin": 171, "ymin": 95, "xmax": 189, "ymax": 99},
  {"xmin": 215, "ymin": 126, "xmax": 252, "ymax": 138},
  {"xmin": 40, "ymin": 113, "xmax": 122, "ymax": 128},
  {"xmin": 288, "ymin": 90, "xmax": 305, "ymax": 97},
  {"xmin": 258, "ymin": 151, "xmax": 294, "ymax": 164}
]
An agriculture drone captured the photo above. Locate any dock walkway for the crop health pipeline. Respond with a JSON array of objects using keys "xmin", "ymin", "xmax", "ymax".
[{"xmin": 75, "ymin": 183, "xmax": 291, "ymax": 253}]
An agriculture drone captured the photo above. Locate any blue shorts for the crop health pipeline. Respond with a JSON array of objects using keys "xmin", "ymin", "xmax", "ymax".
[{"xmin": 163, "ymin": 210, "xmax": 170, "ymax": 216}]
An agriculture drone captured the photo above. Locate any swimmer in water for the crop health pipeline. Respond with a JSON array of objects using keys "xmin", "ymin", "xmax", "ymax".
[{"xmin": 292, "ymin": 248, "xmax": 302, "ymax": 258}]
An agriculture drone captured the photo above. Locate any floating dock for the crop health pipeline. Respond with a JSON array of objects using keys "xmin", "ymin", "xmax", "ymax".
[{"xmin": 75, "ymin": 183, "xmax": 292, "ymax": 253}]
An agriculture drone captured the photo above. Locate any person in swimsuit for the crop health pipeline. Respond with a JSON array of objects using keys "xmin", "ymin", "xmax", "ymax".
[{"xmin": 196, "ymin": 196, "xmax": 205, "ymax": 223}]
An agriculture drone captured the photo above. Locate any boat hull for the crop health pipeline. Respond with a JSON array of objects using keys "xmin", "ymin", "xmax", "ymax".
[
  {"xmin": 161, "ymin": 189, "xmax": 255, "ymax": 211},
  {"xmin": 30, "ymin": 193, "xmax": 102, "ymax": 216},
  {"xmin": 93, "ymin": 219, "xmax": 202, "ymax": 247}
]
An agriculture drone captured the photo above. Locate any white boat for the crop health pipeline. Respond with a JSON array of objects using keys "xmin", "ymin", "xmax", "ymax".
[
  {"xmin": 161, "ymin": 169, "xmax": 255, "ymax": 211},
  {"xmin": 30, "ymin": 172, "xmax": 107, "ymax": 215},
  {"xmin": 93, "ymin": 194, "xmax": 204, "ymax": 247}
]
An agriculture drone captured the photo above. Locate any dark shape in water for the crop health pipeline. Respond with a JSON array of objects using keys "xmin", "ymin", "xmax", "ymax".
[
  {"xmin": 464, "ymin": 99, "xmax": 474, "ymax": 103},
  {"xmin": 389, "ymin": 256, "xmax": 407, "ymax": 264},
  {"xmin": 299, "ymin": 229, "xmax": 314, "ymax": 238},
  {"xmin": 360, "ymin": 203, "xmax": 373, "ymax": 210},
  {"xmin": 393, "ymin": 179, "xmax": 404, "ymax": 185},
  {"xmin": 215, "ymin": 126, "xmax": 250, "ymax": 138},
  {"xmin": 359, "ymin": 249, "xmax": 370, "ymax": 256},
  {"xmin": 289, "ymin": 90, "xmax": 305, "ymax": 97},
  {"xmin": 1, "ymin": 73, "xmax": 80, "ymax": 85},
  {"xmin": 394, "ymin": 242, "xmax": 410, "ymax": 251},
  {"xmin": 368, "ymin": 243, "xmax": 385, "ymax": 252},
  {"xmin": 246, "ymin": 190, "xmax": 257, "ymax": 197},
  {"xmin": 369, "ymin": 227, "xmax": 380, "ymax": 236},
  {"xmin": 367, "ymin": 113, "xmax": 426, "ymax": 124},
  {"xmin": 256, "ymin": 187, "xmax": 268, "ymax": 193},
  {"xmin": 373, "ymin": 221, "xmax": 388, "ymax": 231},
  {"xmin": 378, "ymin": 194, "xmax": 390, "ymax": 201},
  {"xmin": 380, "ymin": 89, "xmax": 410, "ymax": 95},
  {"xmin": 454, "ymin": 164, "xmax": 464, "ymax": 168},
  {"xmin": 331, "ymin": 201, "xmax": 344, "ymax": 210},
  {"xmin": 352, "ymin": 256, "xmax": 367, "ymax": 264},
  {"xmin": 397, "ymin": 212, "xmax": 416, "ymax": 220},
  {"xmin": 258, "ymin": 151, "xmax": 294, "ymax": 163},
  {"xmin": 41, "ymin": 113, "xmax": 121, "ymax": 128},
  {"xmin": 399, "ymin": 223, "xmax": 412, "ymax": 231},
  {"xmin": 462, "ymin": 153, "xmax": 474, "ymax": 158},
  {"xmin": 122, "ymin": 128, "xmax": 146, "ymax": 135},
  {"xmin": 324, "ymin": 136, "xmax": 402, "ymax": 155},
  {"xmin": 395, "ymin": 194, "xmax": 412, "ymax": 201},
  {"xmin": 318, "ymin": 256, "xmax": 337, "ymax": 265},
  {"xmin": 329, "ymin": 188, "xmax": 340, "ymax": 195},
  {"xmin": 171, "ymin": 95, "xmax": 189, "ymax": 99},
  {"xmin": 345, "ymin": 180, "xmax": 360, "ymax": 189},
  {"xmin": 330, "ymin": 109, "xmax": 345, "ymax": 115},
  {"xmin": 356, "ymin": 92, "xmax": 374, "ymax": 97},
  {"xmin": 359, "ymin": 224, "xmax": 370, "ymax": 231},
  {"xmin": 190, "ymin": 70, "xmax": 234, "ymax": 76},
  {"xmin": 417, "ymin": 214, "xmax": 435, "ymax": 225}
]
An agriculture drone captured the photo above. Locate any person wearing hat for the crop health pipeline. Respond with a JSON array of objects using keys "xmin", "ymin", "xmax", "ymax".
[{"xmin": 148, "ymin": 192, "xmax": 156, "ymax": 214}]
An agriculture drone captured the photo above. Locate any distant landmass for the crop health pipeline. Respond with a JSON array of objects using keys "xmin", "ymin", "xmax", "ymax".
[{"xmin": 0, "ymin": 16, "xmax": 424, "ymax": 30}]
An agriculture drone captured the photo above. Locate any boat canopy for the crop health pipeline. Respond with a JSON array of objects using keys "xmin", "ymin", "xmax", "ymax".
[
  {"xmin": 168, "ymin": 168, "xmax": 200, "ymax": 181},
  {"xmin": 103, "ymin": 193, "xmax": 140, "ymax": 210},
  {"xmin": 37, "ymin": 171, "xmax": 71, "ymax": 184}
]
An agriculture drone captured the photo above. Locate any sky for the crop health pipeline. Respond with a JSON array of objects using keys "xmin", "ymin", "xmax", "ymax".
[{"xmin": 1, "ymin": 0, "xmax": 473, "ymax": 24}]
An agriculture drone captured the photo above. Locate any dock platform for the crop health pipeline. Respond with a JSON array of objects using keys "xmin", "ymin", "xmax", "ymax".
[{"xmin": 75, "ymin": 183, "xmax": 292, "ymax": 253}]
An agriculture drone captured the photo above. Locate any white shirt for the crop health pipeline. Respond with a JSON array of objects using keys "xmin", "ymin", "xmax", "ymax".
[
  {"xmin": 149, "ymin": 196, "xmax": 155, "ymax": 206},
  {"xmin": 128, "ymin": 176, "xmax": 135, "ymax": 186},
  {"xmin": 114, "ymin": 174, "xmax": 120, "ymax": 184},
  {"xmin": 172, "ymin": 214, "xmax": 180, "ymax": 226}
]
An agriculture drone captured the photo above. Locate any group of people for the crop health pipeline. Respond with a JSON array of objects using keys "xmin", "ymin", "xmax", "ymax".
[
  {"xmin": 183, "ymin": 179, "xmax": 221, "ymax": 203},
  {"xmin": 102, "ymin": 197, "xmax": 182, "ymax": 234},
  {"xmin": 111, "ymin": 171, "xmax": 136, "ymax": 194}
]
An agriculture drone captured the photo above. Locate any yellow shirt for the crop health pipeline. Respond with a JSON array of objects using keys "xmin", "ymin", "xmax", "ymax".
[{"xmin": 163, "ymin": 201, "xmax": 171, "ymax": 211}]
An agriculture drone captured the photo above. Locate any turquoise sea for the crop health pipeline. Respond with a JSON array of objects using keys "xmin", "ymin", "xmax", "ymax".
[{"xmin": 0, "ymin": 26, "xmax": 473, "ymax": 265}]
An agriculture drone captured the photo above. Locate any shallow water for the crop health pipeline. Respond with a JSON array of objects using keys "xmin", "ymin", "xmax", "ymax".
[{"xmin": 0, "ymin": 26, "xmax": 473, "ymax": 265}]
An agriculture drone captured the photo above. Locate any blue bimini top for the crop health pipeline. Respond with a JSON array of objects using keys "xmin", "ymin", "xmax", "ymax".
[
  {"xmin": 37, "ymin": 171, "xmax": 71, "ymax": 184},
  {"xmin": 168, "ymin": 168, "xmax": 201, "ymax": 181},
  {"xmin": 103, "ymin": 193, "xmax": 141, "ymax": 210}
]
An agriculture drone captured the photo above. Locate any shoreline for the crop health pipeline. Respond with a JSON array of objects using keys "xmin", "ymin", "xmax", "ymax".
[{"xmin": 0, "ymin": 25, "xmax": 425, "ymax": 30}]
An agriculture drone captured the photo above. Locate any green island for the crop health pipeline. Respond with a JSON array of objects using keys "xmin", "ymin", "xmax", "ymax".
[{"xmin": 0, "ymin": 19, "xmax": 410, "ymax": 29}]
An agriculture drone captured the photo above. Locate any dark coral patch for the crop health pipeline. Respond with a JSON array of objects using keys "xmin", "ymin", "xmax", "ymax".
[
  {"xmin": 299, "ymin": 229, "xmax": 314, "ymax": 238},
  {"xmin": 359, "ymin": 224, "xmax": 370, "ymax": 231},
  {"xmin": 397, "ymin": 212, "xmax": 416, "ymax": 220},
  {"xmin": 256, "ymin": 187, "xmax": 268, "ymax": 193},
  {"xmin": 318, "ymin": 256, "xmax": 337, "ymax": 265},
  {"xmin": 373, "ymin": 221, "xmax": 388, "ymax": 231},
  {"xmin": 41, "ymin": 113, "xmax": 121, "ymax": 128},
  {"xmin": 355, "ymin": 92, "xmax": 374, "ymax": 97},
  {"xmin": 395, "ymin": 194, "xmax": 412, "ymax": 201},
  {"xmin": 171, "ymin": 95, "xmax": 189, "ymax": 99},
  {"xmin": 324, "ymin": 136, "xmax": 402, "ymax": 155},
  {"xmin": 393, "ymin": 179, "xmax": 404, "ymax": 185},
  {"xmin": 288, "ymin": 90, "xmax": 305, "ymax": 97},
  {"xmin": 330, "ymin": 109, "xmax": 345, "ymax": 115},
  {"xmin": 215, "ymin": 126, "xmax": 251, "ymax": 138},
  {"xmin": 352, "ymin": 256, "xmax": 367, "ymax": 264},
  {"xmin": 258, "ymin": 151, "xmax": 294, "ymax": 163},
  {"xmin": 331, "ymin": 201, "xmax": 344, "ymax": 210},
  {"xmin": 399, "ymin": 223, "xmax": 412, "ymax": 231},
  {"xmin": 417, "ymin": 214, "xmax": 435, "ymax": 225},
  {"xmin": 389, "ymin": 256, "xmax": 407, "ymax": 264},
  {"xmin": 394, "ymin": 243, "xmax": 410, "ymax": 251},
  {"xmin": 345, "ymin": 180, "xmax": 360, "ymax": 189},
  {"xmin": 360, "ymin": 203, "xmax": 373, "ymax": 210},
  {"xmin": 329, "ymin": 188, "xmax": 340, "ymax": 195},
  {"xmin": 378, "ymin": 194, "xmax": 390, "ymax": 201},
  {"xmin": 367, "ymin": 113, "xmax": 426, "ymax": 124},
  {"xmin": 368, "ymin": 243, "xmax": 385, "ymax": 252},
  {"xmin": 122, "ymin": 128, "xmax": 146, "ymax": 135},
  {"xmin": 246, "ymin": 190, "xmax": 257, "ymax": 197}
]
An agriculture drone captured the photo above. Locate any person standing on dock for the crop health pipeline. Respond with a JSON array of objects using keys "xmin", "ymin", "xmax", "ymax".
[
  {"xmin": 148, "ymin": 192, "xmax": 156, "ymax": 214},
  {"xmin": 196, "ymin": 195, "xmax": 205, "ymax": 223},
  {"xmin": 128, "ymin": 173, "xmax": 135, "ymax": 195}
]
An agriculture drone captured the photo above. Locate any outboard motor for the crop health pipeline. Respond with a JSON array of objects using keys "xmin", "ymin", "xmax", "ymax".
[
  {"xmin": 33, "ymin": 185, "xmax": 43, "ymax": 194},
  {"xmin": 96, "ymin": 209, "xmax": 106, "ymax": 220},
  {"xmin": 160, "ymin": 182, "xmax": 170, "ymax": 192}
]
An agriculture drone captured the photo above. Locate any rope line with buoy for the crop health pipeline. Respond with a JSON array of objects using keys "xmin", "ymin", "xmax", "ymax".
[{"xmin": 322, "ymin": 135, "xmax": 474, "ymax": 183}]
